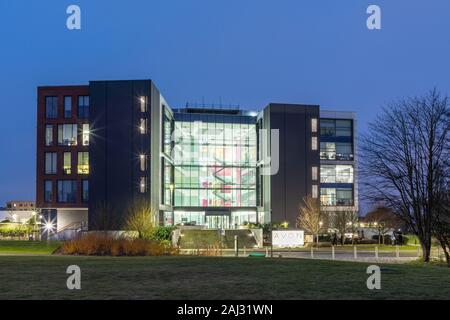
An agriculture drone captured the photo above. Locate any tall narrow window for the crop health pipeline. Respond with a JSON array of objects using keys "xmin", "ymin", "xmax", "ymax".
[
  {"xmin": 312, "ymin": 185, "xmax": 318, "ymax": 198},
  {"xmin": 81, "ymin": 124, "xmax": 89, "ymax": 146},
  {"xmin": 64, "ymin": 96, "xmax": 72, "ymax": 118},
  {"xmin": 45, "ymin": 125, "xmax": 54, "ymax": 146},
  {"xmin": 139, "ymin": 118, "xmax": 147, "ymax": 134},
  {"xmin": 311, "ymin": 118, "xmax": 318, "ymax": 133},
  {"xmin": 77, "ymin": 152, "xmax": 89, "ymax": 174},
  {"xmin": 140, "ymin": 96, "xmax": 147, "ymax": 112},
  {"xmin": 82, "ymin": 180, "xmax": 89, "ymax": 202},
  {"xmin": 45, "ymin": 96, "xmax": 57, "ymax": 119},
  {"xmin": 78, "ymin": 96, "xmax": 89, "ymax": 118},
  {"xmin": 311, "ymin": 137, "xmax": 318, "ymax": 151},
  {"xmin": 140, "ymin": 177, "xmax": 147, "ymax": 193},
  {"xmin": 63, "ymin": 152, "xmax": 72, "ymax": 174},
  {"xmin": 312, "ymin": 166, "xmax": 318, "ymax": 181},
  {"xmin": 140, "ymin": 154, "xmax": 147, "ymax": 171},
  {"xmin": 45, "ymin": 152, "xmax": 57, "ymax": 174},
  {"xmin": 44, "ymin": 180, "xmax": 53, "ymax": 202}
]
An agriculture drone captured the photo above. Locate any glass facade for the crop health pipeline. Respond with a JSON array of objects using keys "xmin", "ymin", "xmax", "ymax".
[
  {"xmin": 320, "ymin": 165, "xmax": 354, "ymax": 184},
  {"xmin": 321, "ymin": 187, "xmax": 353, "ymax": 206},
  {"xmin": 173, "ymin": 116, "xmax": 257, "ymax": 208}
]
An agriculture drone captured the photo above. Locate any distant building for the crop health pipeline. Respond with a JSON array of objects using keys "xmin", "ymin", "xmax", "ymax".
[{"xmin": 0, "ymin": 201, "xmax": 36, "ymax": 223}]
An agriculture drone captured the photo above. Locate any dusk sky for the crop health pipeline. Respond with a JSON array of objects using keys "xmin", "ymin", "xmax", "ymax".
[{"xmin": 1, "ymin": 0, "xmax": 449, "ymax": 210}]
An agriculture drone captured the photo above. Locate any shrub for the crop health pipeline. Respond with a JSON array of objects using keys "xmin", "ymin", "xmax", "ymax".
[
  {"xmin": 59, "ymin": 233, "xmax": 177, "ymax": 256},
  {"xmin": 149, "ymin": 226, "xmax": 176, "ymax": 242}
]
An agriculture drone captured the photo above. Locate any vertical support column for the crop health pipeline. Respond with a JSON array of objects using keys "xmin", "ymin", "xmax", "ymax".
[
  {"xmin": 396, "ymin": 245, "xmax": 400, "ymax": 258},
  {"xmin": 375, "ymin": 246, "xmax": 378, "ymax": 259},
  {"xmin": 331, "ymin": 246, "xmax": 335, "ymax": 260},
  {"xmin": 234, "ymin": 235, "xmax": 238, "ymax": 257},
  {"xmin": 310, "ymin": 247, "xmax": 314, "ymax": 259},
  {"xmin": 353, "ymin": 246, "xmax": 357, "ymax": 259}
]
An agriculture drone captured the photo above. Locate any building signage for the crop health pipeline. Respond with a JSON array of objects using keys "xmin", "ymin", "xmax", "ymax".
[{"xmin": 272, "ymin": 230, "xmax": 304, "ymax": 248}]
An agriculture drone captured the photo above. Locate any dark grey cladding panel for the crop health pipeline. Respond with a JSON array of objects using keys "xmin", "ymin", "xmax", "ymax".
[
  {"xmin": 88, "ymin": 80, "xmax": 154, "ymax": 230},
  {"xmin": 265, "ymin": 103, "xmax": 320, "ymax": 226}
]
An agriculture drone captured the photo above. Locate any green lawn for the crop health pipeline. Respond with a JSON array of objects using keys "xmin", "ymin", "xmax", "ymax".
[
  {"xmin": 0, "ymin": 241, "xmax": 61, "ymax": 254},
  {"xmin": 1, "ymin": 255, "xmax": 450, "ymax": 300}
]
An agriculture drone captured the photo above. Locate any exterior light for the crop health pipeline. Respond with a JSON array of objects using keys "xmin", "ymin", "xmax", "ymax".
[
  {"xmin": 169, "ymin": 184, "xmax": 174, "ymax": 191},
  {"xmin": 44, "ymin": 222, "xmax": 55, "ymax": 232},
  {"xmin": 319, "ymin": 221, "xmax": 323, "ymax": 227}
]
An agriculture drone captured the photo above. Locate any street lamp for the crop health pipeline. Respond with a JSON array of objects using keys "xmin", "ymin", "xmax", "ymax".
[{"xmin": 318, "ymin": 221, "xmax": 323, "ymax": 247}]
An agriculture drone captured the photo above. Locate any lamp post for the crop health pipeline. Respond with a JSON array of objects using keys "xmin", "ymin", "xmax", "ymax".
[
  {"xmin": 318, "ymin": 221, "xmax": 323, "ymax": 248},
  {"xmin": 374, "ymin": 222, "xmax": 381, "ymax": 245}
]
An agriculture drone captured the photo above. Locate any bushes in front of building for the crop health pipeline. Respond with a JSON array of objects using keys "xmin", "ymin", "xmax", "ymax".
[
  {"xmin": 59, "ymin": 233, "xmax": 177, "ymax": 256},
  {"xmin": 0, "ymin": 223, "xmax": 34, "ymax": 240}
]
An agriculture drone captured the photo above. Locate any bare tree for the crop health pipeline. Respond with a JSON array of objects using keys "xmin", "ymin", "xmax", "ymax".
[
  {"xmin": 332, "ymin": 209, "xmax": 358, "ymax": 245},
  {"xmin": 364, "ymin": 206, "xmax": 402, "ymax": 245},
  {"xmin": 361, "ymin": 89, "xmax": 450, "ymax": 262},
  {"xmin": 124, "ymin": 199, "xmax": 156, "ymax": 239},
  {"xmin": 297, "ymin": 195, "xmax": 323, "ymax": 247}
]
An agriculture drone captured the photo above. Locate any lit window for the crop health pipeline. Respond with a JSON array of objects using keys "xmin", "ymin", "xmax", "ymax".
[
  {"xmin": 64, "ymin": 96, "xmax": 72, "ymax": 118},
  {"xmin": 63, "ymin": 152, "xmax": 72, "ymax": 175},
  {"xmin": 77, "ymin": 152, "xmax": 89, "ymax": 174},
  {"xmin": 139, "ymin": 118, "xmax": 147, "ymax": 134},
  {"xmin": 82, "ymin": 124, "xmax": 89, "ymax": 146},
  {"xmin": 140, "ymin": 154, "xmax": 147, "ymax": 171},
  {"xmin": 312, "ymin": 166, "xmax": 318, "ymax": 181},
  {"xmin": 58, "ymin": 124, "xmax": 78, "ymax": 146},
  {"xmin": 140, "ymin": 96, "xmax": 147, "ymax": 112},
  {"xmin": 45, "ymin": 125, "xmax": 54, "ymax": 146},
  {"xmin": 312, "ymin": 185, "xmax": 318, "ymax": 198},
  {"xmin": 311, "ymin": 118, "xmax": 318, "ymax": 133},
  {"xmin": 45, "ymin": 153, "xmax": 57, "ymax": 174},
  {"xmin": 140, "ymin": 177, "xmax": 147, "ymax": 193},
  {"xmin": 312, "ymin": 137, "xmax": 318, "ymax": 150}
]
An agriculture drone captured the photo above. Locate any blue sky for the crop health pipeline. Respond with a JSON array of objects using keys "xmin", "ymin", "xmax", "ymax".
[{"xmin": 0, "ymin": 0, "xmax": 449, "ymax": 210}]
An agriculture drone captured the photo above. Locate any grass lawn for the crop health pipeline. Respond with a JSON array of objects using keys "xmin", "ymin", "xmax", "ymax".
[
  {"xmin": 0, "ymin": 241, "xmax": 61, "ymax": 254},
  {"xmin": 0, "ymin": 255, "xmax": 450, "ymax": 300}
]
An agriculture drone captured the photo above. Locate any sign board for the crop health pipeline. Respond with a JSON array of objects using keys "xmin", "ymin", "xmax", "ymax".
[{"xmin": 272, "ymin": 230, "xmax": 305, "ymax": 248}]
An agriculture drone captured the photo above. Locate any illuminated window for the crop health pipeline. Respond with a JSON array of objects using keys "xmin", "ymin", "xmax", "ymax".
[
  {"xmin": 58, "ymin": 124, "xmax": 78, "ymax": 146},
  {"xmin": 63, "ymin": 152, "xmax": 72, "ymax": 175},
  {"xmin": 312, "ymin": 185, "xmax": 318, "ymax": 198},
  {"xmin": 140, "ymin": 177, "xmax": 147, "ymax": 193},
  {"xmin": 45, "ymin": 153, "xmax": 57, "ymax": 174},
  {"xmin": 312, "ymin": 137, "xmax": 318, "ymax": 151},
  {"xmin": 45, "ymin": 125, "xmax": 54, "ymax": 146},
  {"xmin": 140, "ymin": 96, "xmax": 147, "ymax": 112},
  {"xmin": 312, "ymin": 166, "xmax": 318, "ymax": 181},
  {"xmin": 77, "ymin": 152, "xmax": 89, "ymax": 174},
  {"xmin": 64, "ymin": 96, "xmax": 72, "ymax": 118},
  {"xmin": 311, "ymin": 118, "xmax": 318, "ymax": 133},
  {"xmin": 81, "ymin": 124, "xmax": 89, "ymax": 146},
  {"xmin": 140, "ymin": 154, "xmax": 147, "ymax": 171},
  {"xmin": 139, "ymin": 118, "xmax": 147, "ymax": 134}
]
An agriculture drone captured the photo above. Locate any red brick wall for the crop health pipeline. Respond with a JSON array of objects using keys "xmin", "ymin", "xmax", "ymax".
[{"xmin": 36, "ymin": 86, "xmax": 90, "ymax": 208}]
